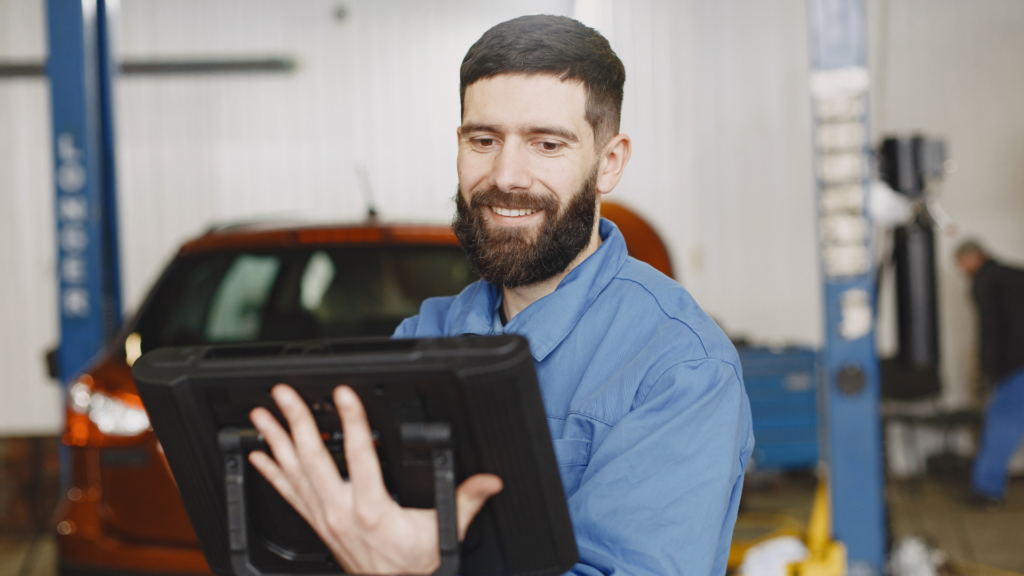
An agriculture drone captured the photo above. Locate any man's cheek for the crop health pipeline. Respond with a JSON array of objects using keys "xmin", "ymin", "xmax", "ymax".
[{"xmin": 457, "ymin": 164, "xmax": 487, "ymax": 195}]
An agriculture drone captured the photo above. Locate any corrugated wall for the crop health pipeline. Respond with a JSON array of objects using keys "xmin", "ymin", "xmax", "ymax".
[
  {"xmin": 685, "ymin": 0, "xmax": 820, "ymax": 346},
  {"xmin": 0, "ymin": 0, "xmax": 60, "ymax": 435},
  {"xmin": 3, "ymin": 0, "xmax": 1024, "ymax": 436}
]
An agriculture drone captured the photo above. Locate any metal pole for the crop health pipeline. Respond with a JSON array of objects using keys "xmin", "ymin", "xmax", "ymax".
[
  {"xmin": 46, "ymin": 0, "xmax": 122, "ymax": 384},
  {"xmin": 807, "ymin": 0, "xmax": 886, "ymax": 573},
  {"xmin": 47, "ymin": 0, "xmax": 122, "ymax": 493},
  {"xmin": 96, "ymin": 0, "xmax": 124, "ymax": 341}
]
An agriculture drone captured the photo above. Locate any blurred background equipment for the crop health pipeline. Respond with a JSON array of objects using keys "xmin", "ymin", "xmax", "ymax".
[
  {"xmin": 739, "ymin": 347, "xmax": 819, "ymax": 471},
  {"xmin": 878, "ymin": 135, "xmax": 948, "ymax": 398},
  {"xmin": 876, "ymin": 135, "xmax": 981, "ymax": 483}
]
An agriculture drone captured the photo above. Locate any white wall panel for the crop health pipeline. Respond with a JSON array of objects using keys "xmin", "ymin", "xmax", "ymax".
[
  {"xmin": 572, "ymin": 0, "xmax": 820, "ymax": 348},
  {"xmin": 114, "ymin": 0, "xmax": 574, "ymax": 312},
  {"xmin": 686, "ymin": 0, "xmax": 820, "ymax": 346},
  {"xmin": 0, "ymin": 0, "xmax": 61, "ymax": 435},
  {"xmin": 599, "ymin": 0, "xmax": 701, "ymax": 319}
]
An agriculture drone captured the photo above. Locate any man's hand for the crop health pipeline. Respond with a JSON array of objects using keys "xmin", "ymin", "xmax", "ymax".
[{"xmin": 248, "ymin": 384, "xmax": 503, "ymax": 575}]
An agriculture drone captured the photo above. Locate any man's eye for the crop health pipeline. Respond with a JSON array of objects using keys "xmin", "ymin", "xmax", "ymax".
[
  {"xmin": 540, "ymin": 141, "xmax": 562, "ymax": 152},
  {"xmin": 475, "ymin": 138, "xmax": 495, "ymax": 147}
]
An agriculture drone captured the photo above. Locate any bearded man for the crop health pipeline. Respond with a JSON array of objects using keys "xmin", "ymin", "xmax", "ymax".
[{"xmin": 248, "ymin": 15, "xmax": 753, "ymax": 575}]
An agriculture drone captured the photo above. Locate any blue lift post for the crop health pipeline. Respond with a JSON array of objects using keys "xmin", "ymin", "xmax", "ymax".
[
  {"xmin": 46, "ymin": 0, "xmax": 123, "ymax": 385},
  {"xmin": 807, "ymin": 0, "xmax": 886, "ymax": 574}
]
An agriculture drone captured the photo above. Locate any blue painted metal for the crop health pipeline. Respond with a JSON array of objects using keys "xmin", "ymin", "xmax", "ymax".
[
  {"xmin": 96, "ymin": 0, "xmax": 124, "ymax": 338},
  {"xmin": 807, "ymin": 0, "xmax": 867, "ymax": 70},
  {"xmin": 46, "ymin": 0, "xmax": 122, "ymax": 384},
  {"xmin": 807, "ymin": 0, "xmax": 887, "ymax": 573},
  {"xmin": 740, "ymin": 347, "xmax": 819, "ymax": 470},
  {"xmin": 820, "ymin": 282, "xmax": 885, "ymax": 573}
]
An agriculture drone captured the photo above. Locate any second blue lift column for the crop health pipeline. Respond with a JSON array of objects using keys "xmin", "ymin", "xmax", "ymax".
[{"xmin": 807, "ymin": 0, "xmax": 887, "ymax": 574}]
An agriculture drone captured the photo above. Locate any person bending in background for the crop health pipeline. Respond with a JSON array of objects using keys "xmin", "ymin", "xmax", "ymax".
[
  {"xmin": 956, "ymin": 240, "xmax": 1024, "ymax": 506},
  {"xmin": 247, "ymin": 15, "xmax": 753, "ymax": 575}
]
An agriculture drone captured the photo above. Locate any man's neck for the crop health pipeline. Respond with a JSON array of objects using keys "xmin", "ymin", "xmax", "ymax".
[{"xmin": 501, "ymin": 226, "xmax": 603, "ymax": 321}]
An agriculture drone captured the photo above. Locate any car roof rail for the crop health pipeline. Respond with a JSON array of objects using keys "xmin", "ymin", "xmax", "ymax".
[{"xmin": 201, "ymin": 216, "xmax": 309, "ymax": 235}]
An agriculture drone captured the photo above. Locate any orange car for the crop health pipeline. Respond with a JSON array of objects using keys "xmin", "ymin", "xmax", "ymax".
[{"xmin": 54, "ymin": 205, "xmax": 672, "ymax": 576}]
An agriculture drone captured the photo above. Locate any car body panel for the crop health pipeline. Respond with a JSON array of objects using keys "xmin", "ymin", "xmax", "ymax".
[{"xmin": 56, "ymin": 222, "xmax": 463, "ymax": 576}]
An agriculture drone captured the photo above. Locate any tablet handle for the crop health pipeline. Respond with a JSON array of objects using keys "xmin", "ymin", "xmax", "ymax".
[
  {"xmin": 400, "ymin": 422, "xmax": 459, "ymax": 576},
  {"xmin": 219, "ymin": 428, "xmax": 264, "ymax": 576},
  {"xmin": 218, "ymin": 425, "xmax": 459, "ymax": 576}
]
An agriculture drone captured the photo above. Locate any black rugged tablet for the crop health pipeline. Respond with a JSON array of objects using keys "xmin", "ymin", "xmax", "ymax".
[{"xmin": 132, "ymin": 335, "xmax": 576, "ymax": 576}]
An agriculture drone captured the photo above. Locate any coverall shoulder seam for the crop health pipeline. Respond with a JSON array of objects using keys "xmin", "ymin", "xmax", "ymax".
[{"xmin": 609, "ymin": 275, "xmax": 711, "ymax": 359}]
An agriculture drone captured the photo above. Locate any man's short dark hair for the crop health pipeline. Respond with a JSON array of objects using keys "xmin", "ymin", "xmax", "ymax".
[
  {"xmin": 460, "ymin": 15, "xmax": 625, "ymax": 148},
  {"xmin": 956, "ymin": 239, "xmax": 986, "ymax": 259}
]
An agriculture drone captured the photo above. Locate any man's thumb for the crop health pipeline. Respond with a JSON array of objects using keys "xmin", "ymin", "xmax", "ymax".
[{"xmin": 455, "ymin": 473, "xmax": 504, "ymax": 542}]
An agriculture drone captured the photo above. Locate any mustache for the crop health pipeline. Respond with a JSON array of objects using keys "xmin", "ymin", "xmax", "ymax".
[
  {"xmin": 452, "ymin": 170, "xmax": 599, "ymax": 289},
  {"xmin": 466, "ymin": 188, "xmax": 560, "ymax": 212}
]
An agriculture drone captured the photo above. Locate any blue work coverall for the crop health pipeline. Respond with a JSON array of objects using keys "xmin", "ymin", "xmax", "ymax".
[
  {"xmin": 971, "ymin": 258, "xmax": 1024, "ymax": 499},
  {"xmin": 395, "ymin": 218, "xmax": 754, "ymax": 575}
]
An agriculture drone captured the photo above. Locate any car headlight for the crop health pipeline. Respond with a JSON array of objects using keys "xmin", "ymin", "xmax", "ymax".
[{"xmin": 65, "ymin": 376, "xmax": 150, "ymax": 446}]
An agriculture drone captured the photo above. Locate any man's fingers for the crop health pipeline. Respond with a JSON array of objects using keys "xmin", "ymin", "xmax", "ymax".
[
  {"xmin": 271, "ymin": 385, "xmax": 349, "ymax": 498},
  {"xmin": 248, "ymin": 450, "xmax": 312, "ymax": 521},
  {"xmin": 249, "ymin": 406, "xmax": 332, "ymax": 516},
  {"xmin": 250, "ymin": 406, "xmax": 303, "ymax": 472},
  {"xmin": 334, "ymin": 385, "xmax": 388, "ymax": 499},
  {"xmin": 455, "ymin": 473, "xmax": 503, "ymax": 542},
  {"xmin": 272, "ymin": 385, "xmax": 332, "ymax": 461}
]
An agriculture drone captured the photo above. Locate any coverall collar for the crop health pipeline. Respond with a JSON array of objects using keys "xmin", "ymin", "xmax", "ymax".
[{"xmin": 458, "ymin": 218, "xmax": 628, "ymax": 361}]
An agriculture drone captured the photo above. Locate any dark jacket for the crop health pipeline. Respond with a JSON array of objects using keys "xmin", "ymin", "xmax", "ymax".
[{"xmin": 973, "ymin": 259, "xmax": 1024, "ymax": 383}]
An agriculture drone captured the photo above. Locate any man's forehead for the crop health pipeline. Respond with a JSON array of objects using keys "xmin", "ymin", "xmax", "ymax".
[{"xmin": 462, "ymin": 73, "xmax": 591, "ymax": 137}]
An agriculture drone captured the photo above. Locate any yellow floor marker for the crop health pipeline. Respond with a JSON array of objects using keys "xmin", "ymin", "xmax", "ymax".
[{"xmin": 788, "ymin": 479, "xmax": 846, "ymax": 576}]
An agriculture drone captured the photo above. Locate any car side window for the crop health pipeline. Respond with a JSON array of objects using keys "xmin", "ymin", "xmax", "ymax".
[
  {"xmin": 135, "ymin": 245, "xmax": 479, "ymax": 349},
  {"xmin": 300, "ymin": 251, "xmax": 336, "ymax": 311},
  {"xmin": 205, "ymin": 254, "xmax": 282, "ymax": 342}
]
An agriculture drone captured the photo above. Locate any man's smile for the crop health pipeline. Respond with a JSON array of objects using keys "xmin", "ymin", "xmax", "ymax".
[{"xmin": 489, "ymin": 206, "xmax": 541, "ymax": 219}]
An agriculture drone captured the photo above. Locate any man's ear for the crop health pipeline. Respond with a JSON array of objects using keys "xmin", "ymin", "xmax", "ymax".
[{"xmin": 596, "ymin": 134, "xmax": 632, "ymax": 194}]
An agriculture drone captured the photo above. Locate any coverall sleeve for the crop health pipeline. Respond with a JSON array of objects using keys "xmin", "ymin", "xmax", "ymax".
[
  {"xmin": 392, "ymin": 296, "xmax": 456, "ymax": 339},
  {"xmin": 563, "ymin": 358, "xmax": 753, "ymax": 576},
  {"xmin": 392, "ymin": 314, "xmax": 420, "ymax": 338}
]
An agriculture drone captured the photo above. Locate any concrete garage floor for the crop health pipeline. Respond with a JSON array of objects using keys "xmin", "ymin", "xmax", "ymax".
[
  {"xmin": 888, "ymin": 476, "xmax": 1024, "ymax": 575},
  {"xmin": 741, "ymin": 471, "xmax": 1024, "ymax": 576},
  {"xmin": 1, "ymin": 475, "xmax": 1022, "ymax": 576},
  {"xmin": 0, "ymin": 535, "xmax": 55, "ymax": 576}
]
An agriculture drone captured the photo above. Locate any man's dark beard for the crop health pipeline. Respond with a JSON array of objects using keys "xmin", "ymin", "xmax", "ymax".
[{"xmin": 452, "ymin": 170, "xmax": 598, "ymax": 288}]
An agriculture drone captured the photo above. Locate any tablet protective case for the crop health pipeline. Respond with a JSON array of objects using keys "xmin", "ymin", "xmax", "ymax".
[{"xmin": 132, "ymin": 335, "xmax": 577, "ymax": 576}]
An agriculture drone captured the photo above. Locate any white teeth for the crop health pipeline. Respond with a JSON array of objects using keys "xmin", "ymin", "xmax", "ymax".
[{"xmin": 492, "ymin": 207, "xmax": 537, "ymax": 217}]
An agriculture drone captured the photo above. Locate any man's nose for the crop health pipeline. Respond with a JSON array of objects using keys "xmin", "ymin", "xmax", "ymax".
[{"xmin": 491, "ymin": 143, "xmax": 532, "ymax": 193}]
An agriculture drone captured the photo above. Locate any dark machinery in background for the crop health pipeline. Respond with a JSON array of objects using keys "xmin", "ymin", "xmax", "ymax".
[
  {"xmin": 877, "ymin": 135, "xmax": 981, "ymax": 480},
  {"xmin": 878, "ymin": 135, "xmax": 947, "ymax": 399}
]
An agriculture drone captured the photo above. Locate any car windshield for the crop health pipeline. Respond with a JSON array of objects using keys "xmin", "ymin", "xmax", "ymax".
[{"xmin": 133, "ymin": 245, "xmax": 477, "ymax": 353}]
